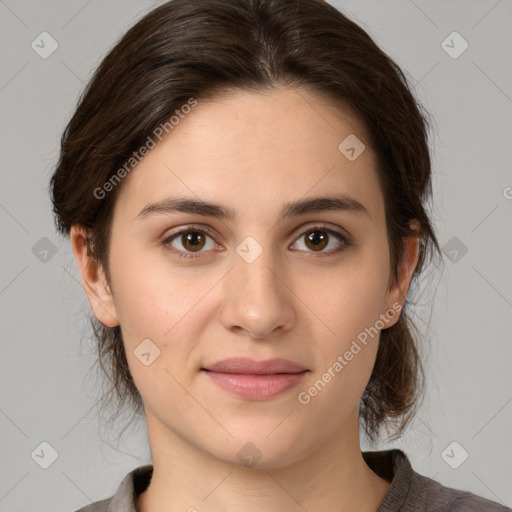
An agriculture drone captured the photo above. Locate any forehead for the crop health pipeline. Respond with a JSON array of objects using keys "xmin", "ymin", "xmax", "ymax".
[{"xmin": 113, "ymin": 86, "xmax": 384, "ymax": 225}]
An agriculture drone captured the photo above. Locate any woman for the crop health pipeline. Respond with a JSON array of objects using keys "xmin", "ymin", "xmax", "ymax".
[{"xmin": 50, "ymin": 0, "xmax": 510, "ymax": 510}]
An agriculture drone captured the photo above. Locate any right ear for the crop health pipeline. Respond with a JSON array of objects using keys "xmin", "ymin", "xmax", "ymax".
[{"xmin": 69, "ymin": 225, "xmax": 120, "ymax": 327}]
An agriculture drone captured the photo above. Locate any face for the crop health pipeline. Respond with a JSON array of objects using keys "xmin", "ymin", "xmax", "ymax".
[{"xmin": 72, "ymin": 86, "xmax": 417, "ymax": 469}]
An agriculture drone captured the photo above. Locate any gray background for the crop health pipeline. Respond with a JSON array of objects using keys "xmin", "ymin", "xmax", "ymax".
[{"xmin": 1, "ymin": 0, "xmax": 511, "ymax": 510}]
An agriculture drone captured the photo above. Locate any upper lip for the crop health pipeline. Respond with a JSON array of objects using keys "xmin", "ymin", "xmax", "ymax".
[{"xmin": 202, "ymin": 357, "xmax": 308, "ymax": 375}]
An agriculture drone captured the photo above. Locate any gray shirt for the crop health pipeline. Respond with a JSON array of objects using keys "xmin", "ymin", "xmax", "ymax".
[{"xmin": 74, "ymin": 449, "xmax": 511, "ymax": 511}]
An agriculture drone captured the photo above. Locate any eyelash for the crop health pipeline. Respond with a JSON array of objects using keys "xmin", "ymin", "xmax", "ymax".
[{"xmin": 161, "ymin": 224, "xmax": 351, "ymax": 260}]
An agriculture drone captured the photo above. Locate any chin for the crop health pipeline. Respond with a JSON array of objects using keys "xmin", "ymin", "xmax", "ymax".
[{"xmin": 208, "ymin": 431, "xmax": 311, "ymax": 471}]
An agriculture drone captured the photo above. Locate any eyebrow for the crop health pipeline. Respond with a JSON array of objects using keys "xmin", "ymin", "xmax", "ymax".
[{"xmin": 135, "ymin": 194, "xmax": 370, "ymax": 222}]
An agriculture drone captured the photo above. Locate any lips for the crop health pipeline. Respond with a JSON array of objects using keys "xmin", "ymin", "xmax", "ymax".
[
  {"xmin": 201, "ymin": 357, "xmax": 307, "ymax": 375},
  {"xmin": 201, "ymin": 357, "xmax": 309, "ymax": 400}
]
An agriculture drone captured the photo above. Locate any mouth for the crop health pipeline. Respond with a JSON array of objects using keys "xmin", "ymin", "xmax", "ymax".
[{"xmin": 200, "ymin": 357, "xmax": 309, "ymax": 400}]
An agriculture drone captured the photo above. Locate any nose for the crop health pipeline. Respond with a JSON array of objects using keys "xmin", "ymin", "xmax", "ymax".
[{"xmin": 219, "ymin": 243, "xmax": 296, "ymax": 340}]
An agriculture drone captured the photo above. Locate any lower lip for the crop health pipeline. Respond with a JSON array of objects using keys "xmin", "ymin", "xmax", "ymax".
[{"xmin": 202, "ymin": 370, "xmax": 308, "ymax": 400}]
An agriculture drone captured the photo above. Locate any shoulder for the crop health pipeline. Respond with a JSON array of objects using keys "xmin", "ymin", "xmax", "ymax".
[
  {"xmin": 365, "ymin": 449, "xmax": 511, "ymax": 512},
  {"xmin": 72, "ymin": 463, "xmax": 153, "ymax": 512},
  {"xmin": 73, "ymin": 497, "xmax": 112, "ymax": 512},
  {"xmin": 410, "ymin": 468, "xmax": 511, "ymax": 511}
]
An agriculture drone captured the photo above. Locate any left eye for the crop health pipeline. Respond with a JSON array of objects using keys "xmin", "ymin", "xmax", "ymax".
[{"xmin": 290, "ymin": 227, "xmax": 349, "ymax": 254}]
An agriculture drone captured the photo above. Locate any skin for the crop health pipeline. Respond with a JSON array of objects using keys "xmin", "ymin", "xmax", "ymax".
[{"xmin": 71, "ymin": 86, "xmax": 419, "ymax": 512}]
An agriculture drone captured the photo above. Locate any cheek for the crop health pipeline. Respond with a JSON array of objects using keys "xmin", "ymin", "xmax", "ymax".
[
  {"xmin": 107, "ymin": 245, "xmax": 219, "ymax": 388},
  {"xmin": 307, "ymin": 247, "xmax": 391, "ymax": 340},
  {"xmin": 295, "ymin": 267, "xmax": 387, "ymax": 420},
  {"xmin": 108, "ymin": 239, "xmax": 190, "ymax": 336},
  {"xmin": 296, "ymin": 242, "xmax": 390, "ymax": 406}
]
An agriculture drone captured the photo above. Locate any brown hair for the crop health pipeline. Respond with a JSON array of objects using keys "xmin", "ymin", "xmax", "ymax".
[{"xmin": 50, "ymin": 0, "xmax": 441, "ymax": 443}]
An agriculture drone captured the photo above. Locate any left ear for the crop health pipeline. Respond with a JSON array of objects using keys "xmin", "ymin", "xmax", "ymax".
[{"xmin": 382, "ymin": 220, "xmax": 420, "ymax": 329}]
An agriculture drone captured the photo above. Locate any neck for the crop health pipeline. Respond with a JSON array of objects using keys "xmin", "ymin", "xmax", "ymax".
[{"xmin": 136, "ymin": 409, "xmax": 391, "ymax": 512}]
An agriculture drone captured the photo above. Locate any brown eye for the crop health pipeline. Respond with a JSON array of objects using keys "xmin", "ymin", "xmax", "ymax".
[
  {"xmin": 163, "ymin": 228, "xmax": 217, "ymax": 258},
  {"xmin": 181, "ymin": 231, "xmax": 206, "ymax": 252},
  {"xmin": 291, "ymin": 226, "xmax": 350, "ymax": 256},
  {"xmin": 304, "ymin": 230, "xmax": 329, "ymax": 251}
]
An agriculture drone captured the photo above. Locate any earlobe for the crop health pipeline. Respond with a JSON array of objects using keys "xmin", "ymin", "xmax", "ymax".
[
  {"xmin": 69, "ymin": 225, "xmax": 120, "ymax": 327},
  {"xmin": 383, "ymin": 221, "xmax": 420, "ymax": 329}
]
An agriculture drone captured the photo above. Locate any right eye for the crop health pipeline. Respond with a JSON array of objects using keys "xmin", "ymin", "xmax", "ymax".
[{"xmin": 162, "ymin": 227, "xmax": 219, "ymax": 259}]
